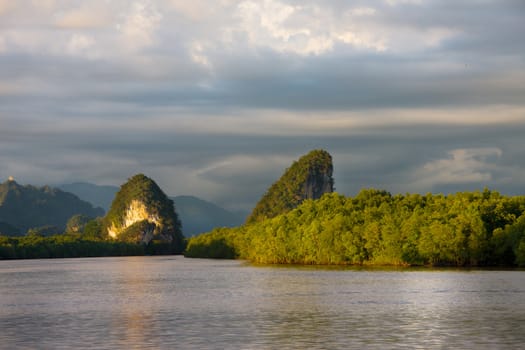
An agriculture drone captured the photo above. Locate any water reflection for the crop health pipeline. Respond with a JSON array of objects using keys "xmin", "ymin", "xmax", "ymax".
[
  {"xmin": 109, "ymin": 258, "xmax": 161, "ymax": 349},
  {"xmin": 1, "ymin": 257, "xmax": 525, "ymax": 349},
  {"xmin": 249, "ymin": 269, "xmax": 336, "ymax": 348},
  {"xmin": 247, "ymin": 268, "xmax": 525, "ymax": 348}
]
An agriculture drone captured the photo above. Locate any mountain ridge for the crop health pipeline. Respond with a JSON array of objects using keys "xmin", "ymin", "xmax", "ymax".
[{"xmin": 0, "ymin": 179, "xmax": 104, "ymax": 233}]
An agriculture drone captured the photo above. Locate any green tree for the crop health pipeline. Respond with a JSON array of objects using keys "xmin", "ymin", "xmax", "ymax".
[
  {"xmin": 186, "ymin": 188, "xmax": 525, "ymax": 267},
  {"xmin": 66, "ymin": 214, "xmax": 93, "ymax": 234},
  {"xmin": 84, "ymin": 218, "xmax": 104, "ymax": 240}
]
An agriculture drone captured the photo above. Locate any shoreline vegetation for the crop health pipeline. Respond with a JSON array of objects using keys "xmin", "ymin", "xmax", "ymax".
[
  {"xmin": 2, "ymin": 188, "xmax": 524, "ymax": 267},
  {"xmin": 1, "ymin": 151, "xmax": 525, "ymax": 266},
  {"xmin": 185, "ymin": 189, "xmax": 525, "ymax": 267},
  {"xmin": 0, "ymin": 234, "xmax": 179, "ymax": 259}
]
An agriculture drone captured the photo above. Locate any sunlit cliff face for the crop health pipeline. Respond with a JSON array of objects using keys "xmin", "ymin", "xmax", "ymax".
[{"xmin": 107, "ymin": 199, "xmax": 161, "ymax": 239}]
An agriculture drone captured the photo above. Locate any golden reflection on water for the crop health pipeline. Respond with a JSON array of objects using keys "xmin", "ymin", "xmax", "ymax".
[{"xmin": 110, "ymin": 257, "xmax": 160, "ymax": 349}]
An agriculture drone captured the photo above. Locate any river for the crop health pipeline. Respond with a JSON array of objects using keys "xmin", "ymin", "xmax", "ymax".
[{"xmin": 1, "ymin": 256, "xmax": 524, "ymax": 349}]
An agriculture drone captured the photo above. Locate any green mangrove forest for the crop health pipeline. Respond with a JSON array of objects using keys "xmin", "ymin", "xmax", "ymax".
[{"xmin": 185, "ymin": 189, "xmax": 525, "ymax": 266}]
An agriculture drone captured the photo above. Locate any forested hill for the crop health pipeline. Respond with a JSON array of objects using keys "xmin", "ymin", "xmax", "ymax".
[
  {"xmin": 103, "ymin": 174, "xmax": 184, "ymax": 250},
  {"xmin": 0, "ymin": 179, "xmax": 104, "ymax": 234},
  {"xmin": 59, "ymin": 182, "xmax": 246, "ymax": 237},
  {"xmin": 186, "ymin": 189, "xmax": 525, "ymax": 266},
  {"xmin": 246, "ymin": 149, "xmax": 334, "ymax": 224}
]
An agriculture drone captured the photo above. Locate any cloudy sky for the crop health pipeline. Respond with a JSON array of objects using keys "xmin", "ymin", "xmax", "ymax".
[{"xmin": 0, "ymin": 0, "xmax": 524, "ymax": 210}]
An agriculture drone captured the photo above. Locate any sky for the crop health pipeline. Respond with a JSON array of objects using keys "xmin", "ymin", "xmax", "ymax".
[{"xmin": 0, "ymin": 0, "xmax": 524, "ymax": 211}]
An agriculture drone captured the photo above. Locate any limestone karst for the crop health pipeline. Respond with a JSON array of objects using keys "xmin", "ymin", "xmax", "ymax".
[
  {"xmin": 246, "ymin": 149, "xmax": 334, "ymax": 224},
  {"xmin": 103, "ymin": 174, "xmax": 184, "ymax": 251}
]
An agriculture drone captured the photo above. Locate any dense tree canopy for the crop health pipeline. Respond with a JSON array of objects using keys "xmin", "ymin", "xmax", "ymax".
[
  {"xmin": 186, "ymin": 189, "xmax": 525, "ymax": 266},
  {"xmin": 0, "ymin": 234, "xmax": 146, "ymax": 259},
  {"xmin": 65, "ymin": 214, "xmax": 93, "ymax": 234},
  {"xmin": 0, "ymin": 218, "xmax": 182, "ymax": 259}
]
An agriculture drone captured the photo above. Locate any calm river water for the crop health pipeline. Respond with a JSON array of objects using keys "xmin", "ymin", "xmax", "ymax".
[{"xmin": 1, "ymin": 256, "xmax": 524, "ymax": 349}]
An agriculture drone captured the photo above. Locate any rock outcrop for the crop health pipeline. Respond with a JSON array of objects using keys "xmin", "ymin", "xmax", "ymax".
[
  {"xmin": 246, "ymin": 149, "xmax": 334, "ymax": 224},
  {"xmin": 57, "ymin": 183, "xmax": 247, "ymax": 237},
  {"xmin": 104, "ymin": 174, "xmax": 184, "ymax": 249}
]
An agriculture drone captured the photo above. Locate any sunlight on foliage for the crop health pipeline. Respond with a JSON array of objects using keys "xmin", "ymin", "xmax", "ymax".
[{"xmin": 186, "ymin": 189, "xmax": 525, "ymax": 266}]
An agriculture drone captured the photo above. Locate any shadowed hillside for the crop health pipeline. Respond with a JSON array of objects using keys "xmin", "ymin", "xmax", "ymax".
[{"xmin": 0, "ymin": 179, "xmax": 104, "ymax": 234}]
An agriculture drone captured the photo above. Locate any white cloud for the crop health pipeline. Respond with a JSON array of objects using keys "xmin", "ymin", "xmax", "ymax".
[
  {"xmin": 415, "ymin": 147, "xmax": 503, "ymax": 187},
  {"xmin": 117, "ymin": 1, "xmax": 162, "ymax": 52},
  {"xmin": 66, "ymin": 34, "xmax": 95, "ymax": 56},
  {"xmin": 168, "ymin": 0, "xmax": 208, "ymax": 20},
  {"xmin": 0, "ymin": 0, "xmax": 463, "ymax": 61},
  {"xmin": 337, "ymin": 31, "xmax": 387, "ymax": 52},
  {"xmin": 54, "ymin": 4, "xmax": 112, "ymax": 29},
  {"xmin": 0, "ymin": 30, "xmax": 49, "ymax": 53},
  {"xmin": 349, "ymin": 7, "xmax": 377, "ymax": 17},
  {"xmin": 236, "ymin": 0, "xmax": 308, "ymax": 42},
  {"xmin": 423, "ymin": 28, "xmax": 458, "ymax": 47},
  {"xmin": 385, "ymin": 0, "xmax": 422, "ymax": 6},
  {"xmin": 232, "ymin": 0, "xmax": 386, "ymax": 55},
  {"xmin": 187, "ymin": 153, "xmax": 295, "ymax": 208},
  {"xmin": 22, "ymin": 106, "xmax": 521, "ymax": 137},
  {"xmin": 168, "ymin": 0, "xmax": 232, "ymax": 21},
  {"xmin": 170, "ymin": 107, "xmax": 525, "ymax": 137},
  {"xmin": 190, "ymin": 41, "xmax": 212, "ymax": 68},
  {"xmin": 31, "ymin": 0, "xmax": 56, "ymax": 11},
  {"xmin": 194, "ymin": 154, "xmax": 291, "ymax": 179}
]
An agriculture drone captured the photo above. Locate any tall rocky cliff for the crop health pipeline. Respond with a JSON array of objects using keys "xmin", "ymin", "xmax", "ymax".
[
  {"xmin": 246, "ymin": 149, "xmax": 334, "ymax": 224},
  {"xmin": 104, "ymin": 174, "xmax": 184, "ymax": 250}
]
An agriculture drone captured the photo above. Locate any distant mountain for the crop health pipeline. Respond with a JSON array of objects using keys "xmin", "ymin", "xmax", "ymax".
[
  {"xmin": 59, "ymin": 182, "xmax": 118, "ymax": 211},
  {"xmin": 172, "ymin": 196, "xmax": 247, "ymax": 237},
  {"xmin": 0, "ymin": 179, "xmax": 105, "ymax": 234},
  {"xmin": 246, "ymin": 149, "xmax": 334, "ymax": 224},
  {"xmin": 60, "ymin": 182, "xmax": 246, "ymax": 237}
]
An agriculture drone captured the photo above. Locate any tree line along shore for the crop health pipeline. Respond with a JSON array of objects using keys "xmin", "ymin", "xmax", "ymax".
[{"xmin": 2, "ymin": 150, "xmax": 525, "ymax": 266}]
